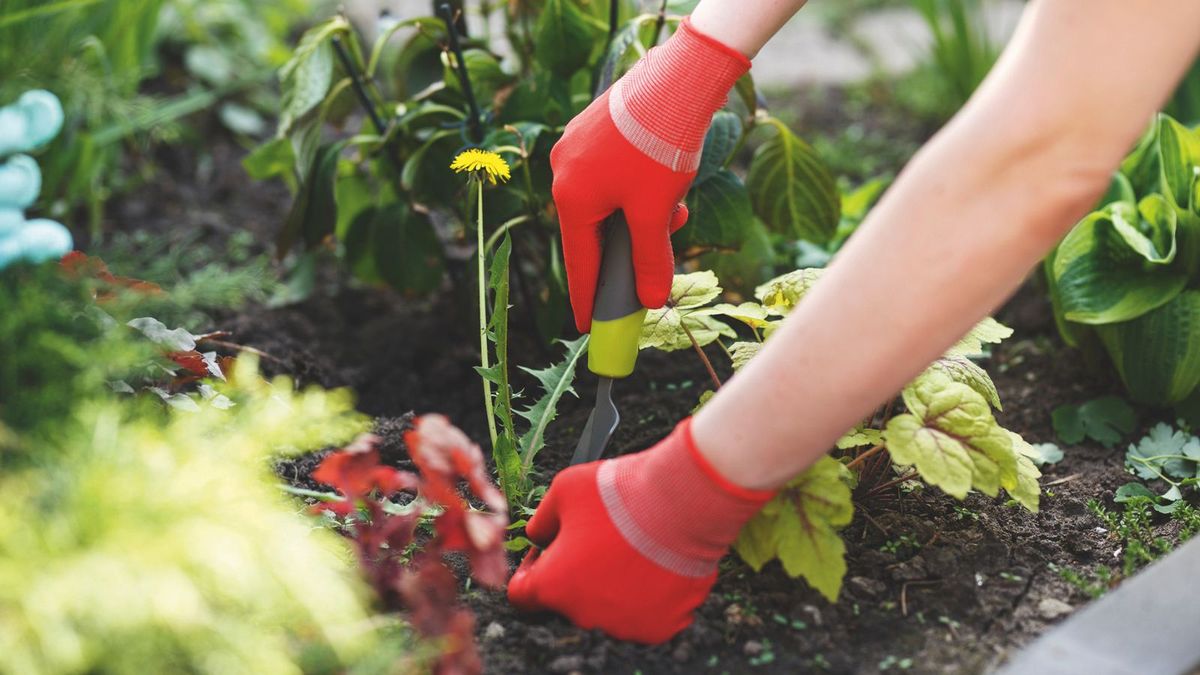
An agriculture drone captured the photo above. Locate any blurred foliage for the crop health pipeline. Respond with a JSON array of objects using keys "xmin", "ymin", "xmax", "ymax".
[
  {"xmin": 905, "ymin": 0, "xmax": 999, "ymax": 120},
  {"xmin": 0, "ymin": 261, "xmax": 428, "ymax": 673},
  {"xmin": 0, "ymin": 0, "xmax": 327, "ymax": 231}
]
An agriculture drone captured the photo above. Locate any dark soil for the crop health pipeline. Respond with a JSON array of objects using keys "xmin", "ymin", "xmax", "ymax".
[{"xmin": 101, "ymin": 97, "xmax": 1173, "ymax": 675}]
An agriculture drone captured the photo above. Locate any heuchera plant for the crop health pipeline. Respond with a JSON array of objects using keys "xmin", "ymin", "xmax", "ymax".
[
  {"xmin": 639, "ymin": 268, "xmax": 1041, "ymax": 602},
  {"xmin": 312, "ymin": 415, "xmax": 508, "ymax": 675}
]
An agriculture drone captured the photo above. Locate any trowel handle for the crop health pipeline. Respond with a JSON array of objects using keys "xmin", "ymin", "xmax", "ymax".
[{"xmin": 587, "ymin": 213, "xmax": 647, "ymax": 378}]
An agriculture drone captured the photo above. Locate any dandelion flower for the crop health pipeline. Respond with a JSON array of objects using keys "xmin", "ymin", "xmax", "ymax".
[{"xmin": 450, "ymin": 148, "xmax": 511, "ymax": 184}]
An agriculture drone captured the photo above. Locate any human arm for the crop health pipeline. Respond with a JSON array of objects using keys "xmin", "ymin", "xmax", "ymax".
[{"xmin": 694, "ymin": 0, "xmax": 1200, "ymax": 489}]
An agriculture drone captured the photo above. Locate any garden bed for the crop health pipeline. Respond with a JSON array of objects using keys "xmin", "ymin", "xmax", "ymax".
[{"xmin": 109, "ymin": 98, "xmax": 1142, "ymax": 675}]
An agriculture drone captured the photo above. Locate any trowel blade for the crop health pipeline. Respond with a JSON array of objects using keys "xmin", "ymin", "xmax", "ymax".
[{"xmin": 569, "ymin": 377, "xmax": 619, "ymax": 465}]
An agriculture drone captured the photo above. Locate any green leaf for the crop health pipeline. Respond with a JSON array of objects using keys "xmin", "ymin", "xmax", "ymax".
[
  {"xmin": 1021, "ymin": 442, "xmax": 1064, "ymax": 467},
  {"xmin": 747, "ymin": 119, "xmax": 839, "ymax": 244},
  {"xmin": 516, "ymin": 335, "xmax": 590, "ymax": 474},
  {"xmin": 1119, "ymin": 119, "xmax": 1161, "ymax": 197},
  {"xmin": 729, "ymin": 341, "xmax": 761, "ymax": 371},
  {"xmin": 1125, "ymin": 423, "xmax": 1199, "ymax": 481},
  {"xmin": 1050, "ymin": 396, "xmax": 1136, "ymax": 447},
  {"xmin": 443, "ymin": 48, "xmax": 514, "ymax": 106},
  {"xmin": 493, "ymin": 433, "xmax": 524, "ymax": 503},
  {"xmin": 946, "ymin": 317, "xmax": 1013, "ymax": 357},
  {"xmin": 734, "ymin": 457, "xmax": 853, "ymax": 602},
  {"xmin": 1007, "ymin": 434, "xmax": 1042, "ymax": 512},
  {"xmin": 1114, "ymin": 482, "xmax": 1156, "ymax": 502},
  {"xmin": 696, "ymin": 111, "xmax": 742, "ymax": 185},
  {"xmin": 676, "ymin": 169, "xmax": 754, "ymax": 249},
  {"xmin": 278, "ymin": 141, "xmax": 344, "ymax": 253},
  {"xmin": 885, "ymin": 372, "xmax": 1019, "ymax": 500},
  {"xmin": 754, "ymin": 268, "xmax": 824, "ymax": 315},
  {"xmin": 840, "ymin": 178, "xmax": 888, "ymax": 222},
  {"xmin": 278, "ymin": 20, "xmax": 343, "ymax": 138},
  {"xmin": 923, "ymin": 354, "xmax": 1001, "ymax": 409},
  {"xmin": 836, "ymin": 426, "xmax": 883, "ymax": 450},
  {"xmin": 1096, "ymin": 290, "xmax": 1200, "ymax": 405},
  {"xmin": 372, "ymin": 203, "xmax": 445, "ymax": 294},
  {"xmin": 1156, "ymin": 114, "xmax": 1200, "ymax": 208},
  {"xmin": 243, "ymin": 137, "xmax": 295, "ymax": 182},
  {"xmin": 640, "ymin": 272, "xmax": 736, "ymax": 352},
  {"xmin": 1052, "ymin": 197, "xmax": 1187, "ymax": 324},
  {"xmin": 534, "ymin": 0, "xmax": 600, "ymax": 77},
  {"xmin": 697, "ymin": 302, "xmax": 771, "ymax": 330},
  {"xmin": 692, "ymin": 390, "xmax": 716, "ymax": 414}
]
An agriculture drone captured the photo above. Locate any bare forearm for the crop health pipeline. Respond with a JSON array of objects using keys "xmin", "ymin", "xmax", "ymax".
[
  {"xmin": 690, "ymin": 0, "xmax": 808, "ymax": 58},
  {"xmin": 694, "ymin": 0, "xmax": 1200, "ymax": 489}
]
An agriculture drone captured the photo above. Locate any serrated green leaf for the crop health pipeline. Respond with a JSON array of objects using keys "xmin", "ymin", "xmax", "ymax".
[
  {"xmin": 640, "ymin": 272, "xmax": 736, "ymax": 352},
  {"xmin": 924, "ymin": 354, "xmax": 1001, "ymax": 409},
  {"xmin": 515, "ymin": 335, "xmax": 589, "ymax": 473},
  {"xmin": 692, "ymin": 390, "xmax": 715, "ymax": 414},
  {"xmin": 946, "ymin": 317, "xmax": 1013, "ymax": 357},
  {"xmin": 754, "ymin": 268, "xmax": 823, "ymax": 315},
  {"xmin": 885, "ymin": 373, "xmax": 1018, "ymax": 500},
  {"xmin": 1052, "ymin": 197, "xmax": 1186, "ymax": 325},
  {"xmin": 1051, "ymin": 396, "xmax": 1136, "ymax": 447},
  {"xmin": 493, "ymin": 433, "xmax": 524, "ymax": 500},
  {"xmin": 747, "ymin": 120, "xmax": 840, "ymax": 243},
  {"xmin": 1096, "ymin": 290, "xmax": 1200, "ymax": 405},
  {"xmin": 729, "ymin": 341, "xmax": 761, "ymax": 371},
  {"xmin": 733, "ymin": 509, "xmax": 778, "ymax": 571},
  {"xmin": 1005, "ymin": 432, "xmax": 1042, "ymax": 512},
  {"xmin": 696, "ymin": 111, "xmax": 742, "ymax": 185},
  {"xmin": 773, "ymin": 457, "xmax": 853, "ymax": 601},
  {"xmin": 836, "ymin": 426, "xmax": 883, "ymax": 450}
]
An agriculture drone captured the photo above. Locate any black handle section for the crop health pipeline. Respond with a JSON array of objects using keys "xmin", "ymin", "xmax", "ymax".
[{"xmin": 592, "ymin": 213, "xmax": 643, "ymax": 322}]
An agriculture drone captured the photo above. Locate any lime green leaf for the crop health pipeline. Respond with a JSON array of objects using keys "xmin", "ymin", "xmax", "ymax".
[
  {"xmin": 698, "ymin": 302, "xmax": 771, "ymax": 329},
  {"xmin": 836, "ymin": 426, "xmax": 883, "ymax": 450},
  {"xmin": 1050, "ymin": 396, "xmax": 1136, "ymax": 447},
  {"xmin": 1052, "ymin": 197, "xmax": 1186, "ymax": 324},
  {"xmin": 734, "ymin": 457, "xmax": 853, "ymax": 601},
  {"xmin": 640, "ymin": 272, "xmax": 736, "ymax": 352},
  {"xmin": 677, "ymin": 169, "xmax": 754, "ymax": 249},
  {"xmin": 923, "ymin": 354, "xmax": 1001, "ymax": 409},
  {"xmin": 754, "ymin": 268, "xmax": 824, "ymax": 315},
  {"xmin": 747, "ymin": 120, "xmax": 840, "ymax": 244},
  {"xmin": 277, "ymin": 18, "xmax": 346, "ymax": 137},
  {"xmin": 885, "ymin": 373, "xmax": 1018, "ymax": 500},
  {"xmin": 1096, "ymin": 290, "xmax": 1200, "ymax": 404},
  {"xmin": 692, "ymin": 390, "xmax": 716, "ymax": 414},
  {"xmin": 841, "ymin": 178, "xmax": 888, "ymax": 222},
  {"xmin": 729, "ymin": 341, "xmax": 761, "ymax": 371},
  {"xmin": 534, "ymin": 0, "xmax": 600, "ymax": 76},
  {"xmin": 696, "ymin": 111, "xmax": 743, "ymax": 186},
  {"xmin": 1006, "ymin": 432, "xmax": 1042, "ymax": 512},
  {"xmin": 243, "ymin": 137, "xmax": 295, "ymax": 182},
  {"xmin": 946, "ymin": 317, "xmax": 1013, "ymax": 357}
]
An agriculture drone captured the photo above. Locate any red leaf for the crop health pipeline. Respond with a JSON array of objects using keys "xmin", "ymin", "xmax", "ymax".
[{"xmin": 60, "ymin": 251, "xmax": 163, "ymax": 297}]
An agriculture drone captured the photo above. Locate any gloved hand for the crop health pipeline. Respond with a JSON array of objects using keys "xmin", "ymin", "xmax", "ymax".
[
  {"xmin": 550, "ymin": 19, "xmax": 750, "ymax": 333},
  {"xmin": 506, "ymin": 419, "xmax": 774, "ymax": 644}
]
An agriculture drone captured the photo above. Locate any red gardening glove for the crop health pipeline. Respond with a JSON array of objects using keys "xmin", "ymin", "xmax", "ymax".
[
  {"xmin": 551, "ymin": 19, "xmax": 751, "ymax": 333},
  {"xmin": 506, "ymin": 419, "xmax": 774, "ymax": 644}
]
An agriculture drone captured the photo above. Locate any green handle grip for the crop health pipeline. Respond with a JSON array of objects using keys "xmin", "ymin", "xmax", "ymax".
[{"xmin": 588, "ymin": 213, "xmax": 646, "ymax": 378}]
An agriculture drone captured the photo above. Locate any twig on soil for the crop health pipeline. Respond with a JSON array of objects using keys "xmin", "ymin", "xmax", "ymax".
[
  {"xmin": 858, "ymin": 508, "xmax": 891, "ymax": 537},
  {"xmin": 846, "ymin": 444, "xmax": 885, "ymax": 470},
  {"xmin": 195, "ymin": 337, "xmax": 284, "ymax": 365},
  {"xmin": 1044, "ymin": 473, "xmax": 1082, "ymax": 487},
  {"xmin": 900, "ymin": 579, "xmax": 942, "ymax": 617}
]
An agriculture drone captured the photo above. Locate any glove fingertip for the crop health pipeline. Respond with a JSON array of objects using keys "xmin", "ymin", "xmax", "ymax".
[
  {"xmin": 506, "ymin": 550, "xmax": 544, "ymax": 611},
  {"xmin": 669, "ymin": 203, "xmax": 689, "ymax": 233}
]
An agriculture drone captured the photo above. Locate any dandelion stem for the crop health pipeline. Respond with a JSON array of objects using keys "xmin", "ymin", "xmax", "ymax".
[{"xmin": 477, "ymin": 180, "xmax": 499, "ymax": 449}]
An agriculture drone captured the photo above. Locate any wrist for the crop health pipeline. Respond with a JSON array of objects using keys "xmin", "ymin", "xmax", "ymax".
[
  {"xmin": 608, "ymin": 18, "xmax": 750, "ymax": 173},
  {"xmin": 598, "ymin": 419, "xmax": 774, "ymax": 576}
]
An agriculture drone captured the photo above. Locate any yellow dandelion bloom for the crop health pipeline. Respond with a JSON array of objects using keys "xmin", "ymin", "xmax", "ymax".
[{"xmin": 450, "ymin": 148, "xmax": 511, "ymax": 184}]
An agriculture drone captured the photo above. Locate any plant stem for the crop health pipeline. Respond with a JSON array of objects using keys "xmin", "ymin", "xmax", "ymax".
[
  {"xmin": 846, "ymin": 443, "xmax": 886, "ymax": 470},
  {"xmin": 681, "ymin": 321, "xmax": 723, "ymax": 390},
  {"xmin": 869, "ymin": 470, "xmax": 919, "ymax": 496},
  {"xmin": 477, "ymin": 180, "xmax": 498, "ymax": 449},
  {"xmin": 485, "ymin": 214, "xmax": 531, "ymax": 251},
  {"xmin": 650, "ymin": 0, "xmax": 669, "ymax": 45},
  {"xmin": 438, "ymin": 2, "xmax": 483, "ymax": 142}
]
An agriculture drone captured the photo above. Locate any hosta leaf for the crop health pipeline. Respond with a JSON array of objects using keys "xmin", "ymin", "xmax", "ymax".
[
  {"xmin": 640, "ymin": 273, "xmax": 736, "ymax": 352},
  {"xmin": 676, "ymin": 169, "xmax": 754, "ymax": 249},
  {"xmin": 729, "ymin": 341, "xmax": 761, "ymax": 371},
  {"xmin": 885, "ymin": 373, "xmax": 1018, "ymax": 500},
  {"xmin": 696, "ymin": 111, "xmax": 743, "ymax": 185},
  {"xmin": 923, "ymin": 354, "xmax": 1001, "ymax": 409},
  {"xmin": 747, "ymin": 121, "xmax": 840, "ymax": 243},
  {"xmin": 1096, "ymin": 290, "xmax": 1200, "ymax": 405},
  {"xmin": 946, "ymin": 317, "xmax": 1013, "ymax": 357},
  {"xmin": 1051, "ymin": 396, "xmax": 1136, "ymax": 447},
  {"xmin": 754, "ymin": 268, "xmax": 824, "ymax": 315},
  {"xmin": 1156, "ymin": 114, "xmax": 1200, "ymax": 208},
  {"xmin": 1052, "ymin": 197, "xmax": 1186, "ymax": 324},
  {"xmin": 836, "ymin": 426, "xmax": 883, "ymax": 450},
  {"xmin": 1119, "ymin": 119, "xmax": 1161, "ymax": 197},
  {"xmin": 734, "ymin": 457, "xmax": 852, "ymax": 602}
]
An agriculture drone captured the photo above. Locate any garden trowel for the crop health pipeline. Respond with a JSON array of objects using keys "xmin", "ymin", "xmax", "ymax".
[{"xmin": 569, "ymin": 213, "xmax": 646, "ymax": 465}]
